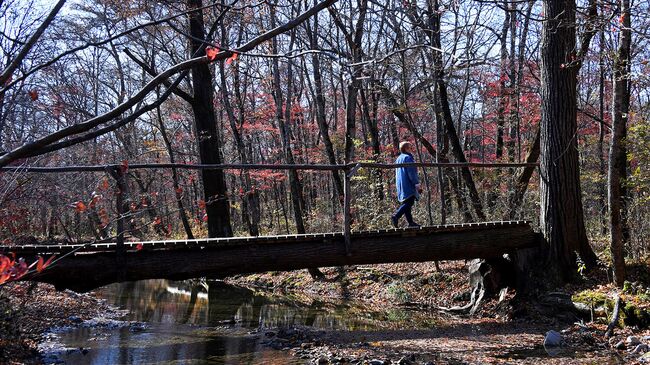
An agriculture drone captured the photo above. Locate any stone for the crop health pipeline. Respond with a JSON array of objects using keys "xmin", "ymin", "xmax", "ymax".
[
  {"xmin": 627, "ymin": 336, "xmax": 642, "ymax": 346},
  {"xmin": 129, "ymin": 323, "xmax": 146, "ymax": 332},
  {"xmin": 640, "ymin": 352, "xmax": 650, "ymax": 363},
  {"xmin": 68, "ymin": 315, "xmax": 83, "ymax": 324},
  {"xmin": 634, "ymin": 344, "xmax": 649, "ymax": 354},
  {"xmin": 543, "ymin": 330, "xmax": 562, "ymax": 347}
]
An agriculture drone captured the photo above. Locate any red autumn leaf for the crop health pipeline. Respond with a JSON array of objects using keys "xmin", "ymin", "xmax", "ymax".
[
  {"xmin": 40, "ymin": 255, "xmax": 56, "ymax": 272},
  {"xmin": 198, "ymin": 200, "xmax": 206, "ymax": 209},
  {"xmin": 89, "ymin": 193, "xmax": 101, "ymax": 208},
  {"xmin": 35, "ymin": 256, "xmax": 44, "ymax": 272},
  {"xmin": 226, "ymin": 52, "xmax": 238, "ymax": 65},
  {"xmin": 120, "ymin": 159, "xmax": 129, "ymax": 174},
  {"xmin": 202, "ymin": 214, "xmax": 208, "ymax": 222},
  {"xmin": 28, "ymin": 90, "xmax": 38, "ymax": 101},
  {"xmin": 206, "ymin": 46, "xmax": 220, "ymax": 61},
  {"xmin": 98, "ymin": 208, "xmax": 109, "ymax": 228},
  {"xmin": 73, "ymin": 201, "xmax": 87, "ymax": 212},
  {"xmin": 175, "ymin": 187, "xmax": 183, "ymax": 194},
  {"xmin": 135, "ymin": 243, "xmax": 143, "ymax": 251},
  {"xmin": 153, "ymin": 217, "xmax": 162, "ymax": 225},
  {"xmin": 0, "ymin": 255, "xmax": 10, "ymax": 274}
]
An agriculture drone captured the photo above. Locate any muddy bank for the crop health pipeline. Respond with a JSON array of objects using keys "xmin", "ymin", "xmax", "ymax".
[
  {"xmin": 256, "ymin": 321, "xmax": 628, "ymax": 364},
  {"xmin": 0, "ymin": 282, "xmax": 123, "ymax": 364},
  {"xmin": 227, "ymin": 262, "xmax": 650, "ymax": 364},
  {"xmin": 226, "ymin": 262, "xmax": 471, "ymax": 309}
]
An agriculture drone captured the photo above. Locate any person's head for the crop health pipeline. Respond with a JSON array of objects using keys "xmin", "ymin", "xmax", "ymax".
[{"xmin": 399, "ymin": 141, "xmax": 413, "ymax": 154}]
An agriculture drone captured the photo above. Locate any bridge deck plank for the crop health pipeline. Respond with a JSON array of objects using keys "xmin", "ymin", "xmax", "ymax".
[{"xmin": 0, "ymin": 221, "xmax": 532, "ymax": 256}]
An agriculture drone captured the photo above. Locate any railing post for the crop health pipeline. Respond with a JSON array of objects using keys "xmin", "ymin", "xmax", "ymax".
[
  {"xmin": 343, "ymin": 164, "xmax": 361, "ymax": 256},
  {"xmin": 437, "ymin": 165, "xmax": 447, "ymax": 225},
  {"xmin": 343, "ymin": 171, "xmax": 351, "ymax": 255},
  {"xmin": 107, "ymin": 165, "xmax": 128, "ymax": 276}
]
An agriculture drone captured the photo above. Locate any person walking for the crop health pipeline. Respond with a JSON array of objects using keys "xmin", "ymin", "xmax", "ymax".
[{"xmin": 391, "ymin": 141, "xmax": 422, "ymax": 228}]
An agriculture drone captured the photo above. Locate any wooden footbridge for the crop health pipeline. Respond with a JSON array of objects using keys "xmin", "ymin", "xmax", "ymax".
[
  {"xmin": 1, "ymin": 221, "xmax": 538, "ymax": 292},
  {"xmin": 1, "ymin": 161, "xmax": 540, "ymax": 292}
]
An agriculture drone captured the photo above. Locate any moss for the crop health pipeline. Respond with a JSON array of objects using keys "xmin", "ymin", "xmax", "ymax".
[
  {"xmin": 387, "ymin": 282, "xmax": 412, "ymax": 304},
  {"xmin": 572, "ymin": 290, "xmax": 612, "ymax": 309},
  {"xmin": 638, "ymin": 293, "xmax": 650, "ymax": 302},
  {"xmin": 623, "ymin": 281, "xmax": 634, "ymax": 294},
  {"xmin": 622, "ymin": 302, "xmax": 650, "ymax": 328}
]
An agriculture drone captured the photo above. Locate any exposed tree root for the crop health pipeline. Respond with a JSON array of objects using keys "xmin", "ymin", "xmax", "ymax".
[{"xmin": 605, "ymin": 294, "xmax": 623, "ymax": 338}]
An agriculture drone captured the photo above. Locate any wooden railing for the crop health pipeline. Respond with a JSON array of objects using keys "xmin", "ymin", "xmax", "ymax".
[{"xmin": 1, "ymin": 161, "xmax": 539, "ymax": 256}]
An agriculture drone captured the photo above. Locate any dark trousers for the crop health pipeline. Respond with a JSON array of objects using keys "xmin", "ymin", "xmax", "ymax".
[{"xmin": 393, "ymin": 196, "xmax": 416, "ymax": 225}]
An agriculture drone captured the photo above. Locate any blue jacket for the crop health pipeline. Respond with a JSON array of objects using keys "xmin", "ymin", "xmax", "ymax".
[{"xmin": 395, "ymin": 153, "xmax": 419, "ymax": 202}]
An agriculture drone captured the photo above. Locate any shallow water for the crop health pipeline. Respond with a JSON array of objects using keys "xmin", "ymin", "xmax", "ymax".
[
  {"xmin": 44, "ymin": 279, "xmax": 622, "ymax": 364},
  {"xmin": 46, "ymin": 279, "xmax": 421, "ymax": 364}
]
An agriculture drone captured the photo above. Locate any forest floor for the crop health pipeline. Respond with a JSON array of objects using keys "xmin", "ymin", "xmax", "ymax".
[
  {"xmin": 227, "ymin": 261, "xmax": 650, "ymax": 364},
  {"xmin": 0, "ymin": 282, "xmax": 121, "ymax": 364}
]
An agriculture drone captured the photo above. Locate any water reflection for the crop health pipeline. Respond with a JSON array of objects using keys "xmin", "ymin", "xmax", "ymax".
[
  {"xmin": 90, "ymin": 279, "xmax": 381, "ymax": 330},
  {"xmin": 53, "ymin": 279, "xmax": 397, "ymax": 364}
]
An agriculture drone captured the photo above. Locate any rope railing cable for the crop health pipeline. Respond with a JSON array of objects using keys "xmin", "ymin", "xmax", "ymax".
[{"xmin": 0, "ymin": 161, "xmax": 539, "ymax": 173}]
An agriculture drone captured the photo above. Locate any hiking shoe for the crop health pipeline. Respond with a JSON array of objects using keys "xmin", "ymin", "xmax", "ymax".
[{"xmin": 390, "ymin": 215, "xmax": 399, "ymax": 228}]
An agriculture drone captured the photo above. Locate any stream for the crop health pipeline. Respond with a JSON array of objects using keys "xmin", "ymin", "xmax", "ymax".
[
  {"xmin": 40, "ymin": 279, "xmax": 428, "ymax": 365},
  {"xmin": 38, "ymin": 279, "xmax": 622, "ymax": 364}
]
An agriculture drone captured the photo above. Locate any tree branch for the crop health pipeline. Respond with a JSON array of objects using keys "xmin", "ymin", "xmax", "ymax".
[
  {"xmin": 0, "ymin": 0, "xmax": 67, "ymax": 87},
  {"xmin": 0, "ymin": 0, "xmax": 339, "ymax": 168},
  {"xmin": 123, "ymin": 48, "xmax": 194, "ymax": 104}
]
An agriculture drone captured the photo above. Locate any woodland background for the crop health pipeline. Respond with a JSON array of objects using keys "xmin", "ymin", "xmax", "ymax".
[{"xmin": 0, "ymin": 0, "xmax": 648, "ymax": 268}]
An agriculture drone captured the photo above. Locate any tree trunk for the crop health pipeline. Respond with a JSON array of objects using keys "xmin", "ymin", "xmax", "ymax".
[
  {"xmin": 495, "ymin": 3, "xmax": 510, "ymax": 160},
  {"xmin": 187, "ymin": 0, "xmax": 232, "ymax": 238},
  {"xmin": 360, "ymin": 88, "xmax": 384, "ymax": 199},
  {"xmin": 539, "ymin": 0, "xmax": 597, "ymax": 277},
  {"xmin": 270, "ymin": 6, "xmax": 306, "ymax": 235},
  {"xmin": 598, "ymin": 30, "xmax": 607, "ymax": 235},
  {"xmin": 157, "ymin": 106, "xmax": 194, "ymax": 239},
  {"xmin": 609, "ymin": 0, "xmax": 631, "ymax": 287},
  {"xmin": 306, "ymin": 12, "xmax": 344, "ymax": 200},
  {"xmin": 506, "ymin": 1, "xmax": 518, "ymax": 162},
  {"xmin": 428, "ymin": 0, "xmax": 485, "ymax": 221},
  {"xmin": 219, "ymin": 40, "xmax": 259, "ymax": 236}
]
